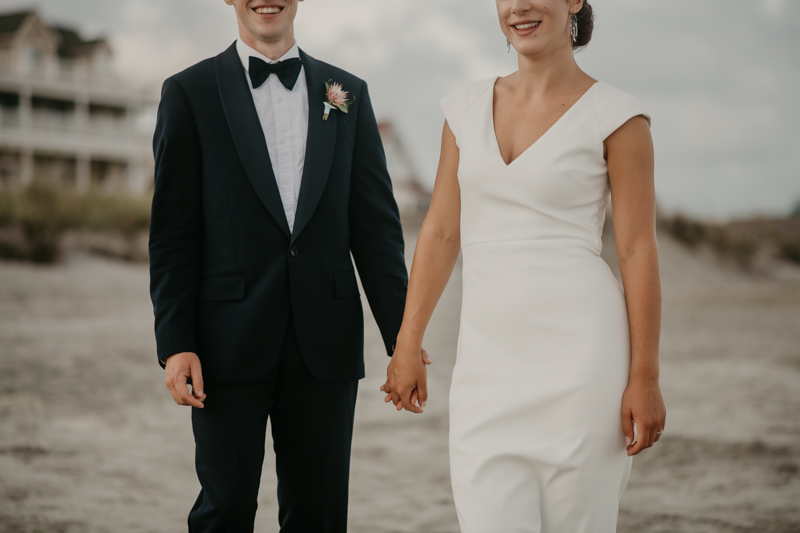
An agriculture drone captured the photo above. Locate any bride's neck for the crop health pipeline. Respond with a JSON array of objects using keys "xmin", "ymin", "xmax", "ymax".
[{"xmin": 514, "ymin": 44, "xmax": 583, "ymax": 96}]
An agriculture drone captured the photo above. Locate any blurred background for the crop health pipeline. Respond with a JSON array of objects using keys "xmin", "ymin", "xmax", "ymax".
[{"xmin": 0, "ymin": 0, "xmax": 798, "ymax": 532}]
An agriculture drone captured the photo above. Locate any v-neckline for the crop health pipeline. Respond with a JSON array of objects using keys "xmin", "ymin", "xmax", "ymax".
[{"xmin": 491, "ymin": 77, "xmax": 599, "ymax": 167}]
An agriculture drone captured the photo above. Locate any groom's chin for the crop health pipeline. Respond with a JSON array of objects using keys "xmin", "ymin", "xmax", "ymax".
[{"xmin": 241, "ymin": 1, "xmax": 297, "ymax": 37}]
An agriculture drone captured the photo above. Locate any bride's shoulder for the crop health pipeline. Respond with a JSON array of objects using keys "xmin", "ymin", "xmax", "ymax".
[
  {"xmin": 441, "ymin": 77, "xmax": 496, "ymax": 113},
  {"xmin": 590, "ymin": 82, "xmax": 651, "ymax": 139},
  {"xmin": 440, "ymin": 78, "xmax": 496, "ymax": 139},
  {"xmin": 591, "ymin": 81, "xmax": 642, "ymax": 105}
]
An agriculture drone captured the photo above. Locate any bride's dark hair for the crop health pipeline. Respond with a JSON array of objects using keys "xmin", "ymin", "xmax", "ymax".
[{"xmin": 573, "ymin": 1, "xmax": 594, "ymax": 49}]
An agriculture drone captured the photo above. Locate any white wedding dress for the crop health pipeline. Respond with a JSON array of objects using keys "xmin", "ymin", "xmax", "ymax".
[{"xmin": 441, "ymin": 78, "xmax": 649, "ymax": 533}]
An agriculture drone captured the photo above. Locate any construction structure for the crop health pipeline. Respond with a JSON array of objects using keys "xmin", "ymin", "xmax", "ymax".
[
  {"xmin": 0, "ymin": 10, "xmax": 153, "ymax": 193},
  {"xmin": 378, "ymin": 121, "xmax": 431, "ymax": 218}
]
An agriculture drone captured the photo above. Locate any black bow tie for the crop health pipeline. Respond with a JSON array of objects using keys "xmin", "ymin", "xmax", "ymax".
[{"xmin": 248, "ymin": 56, "xmax": 302, "ymax": 91}]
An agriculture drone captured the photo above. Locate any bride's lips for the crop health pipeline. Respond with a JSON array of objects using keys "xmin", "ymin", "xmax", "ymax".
[
  {"xmin": 510, "ymin": 20, "xmax": 542, "ymax": 37},
  {"xmin": 251, "ymin": 4, "xmax": 285, "ymax": 17}
]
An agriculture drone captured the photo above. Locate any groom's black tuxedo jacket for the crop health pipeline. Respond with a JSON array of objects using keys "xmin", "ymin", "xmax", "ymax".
[{"xmin": 149, "ymin": 44, "xmax": 407, "ymax": 383}]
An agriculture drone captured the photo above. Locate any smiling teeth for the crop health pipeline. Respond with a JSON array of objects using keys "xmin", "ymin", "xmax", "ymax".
[
  {"xmin": 515, "ymin": 22, "xmax": 540, "ymax": 29},
  {"xmin": 255, "ymin": 6, "xmax": 281, "ymax": 14}
]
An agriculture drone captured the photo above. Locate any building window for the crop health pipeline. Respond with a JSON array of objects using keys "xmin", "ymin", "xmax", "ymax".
[{"xmin": 0, "ymin": 92, "xmax": 20, "ymax": 127}]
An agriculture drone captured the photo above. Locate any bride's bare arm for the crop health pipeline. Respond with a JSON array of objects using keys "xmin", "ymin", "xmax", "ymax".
[
  {"xmin": 382, "ymin": 120, "xmax": 462, "ymax": 413},
  {"xmin": 606, "ymin": 115, "xmax": 667, "ymax": 455}
]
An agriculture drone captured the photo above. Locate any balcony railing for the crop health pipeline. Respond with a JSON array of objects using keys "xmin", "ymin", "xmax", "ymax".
[
  {"xmin": 0, "ymin": 108, "xmax": 132, "ymax": 137},
  {"xmin": 89, "ymin": 116, "xmax": 131, "ymax": 136},
  {"xmin": 0, "ymin": 107, "xmax": 19, "ymax": 127},
  {"xmin": 0, "ymin": 59, "xmax": 128, "ymax": 91},
  {"xmin": 31, "ymin": 109, "xmax": 76, "ymax": 131}
]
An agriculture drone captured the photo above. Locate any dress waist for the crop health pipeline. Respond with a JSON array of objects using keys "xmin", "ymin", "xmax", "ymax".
[
  {"xmin": 459, "ymin": 237, "xmax": 617, "ymax": 297},
  {"xmin": 461, "ymin": 237, "xmax": 602, "ymax": 257},
  {"xmin": 458, "ymin": 236, "xmax": 626, "ymax": 334}
]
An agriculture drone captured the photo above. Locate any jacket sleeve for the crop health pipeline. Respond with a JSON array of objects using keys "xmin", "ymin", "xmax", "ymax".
[
  {"xmin": 348, "ymin": 81, "xmax": 409, "ymax": 356},
  {"xmin": 149, "ymin": 78, "xmax": 203, "ymax": 366}
]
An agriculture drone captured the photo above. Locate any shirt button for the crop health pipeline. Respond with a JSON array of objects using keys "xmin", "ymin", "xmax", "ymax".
[
  {"xmin": 282, "ymin": 179, "xmax": 290, "ymax": 185},
  {"xmin": 290, "ymin": 246, "xmax": 298, "ymax": 257},
  {"xmin": 276, "ymin": 96, "xmax": 283, "ymax": 103},
  {"xmin": 279, "ymin": 137, "xmax": 287, "ymax": 144}
]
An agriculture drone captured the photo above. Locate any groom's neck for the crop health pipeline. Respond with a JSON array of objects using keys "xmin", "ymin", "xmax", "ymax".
[{"xmin": 238, "ymin": 26, "xmax": 296, "ymax": 61}]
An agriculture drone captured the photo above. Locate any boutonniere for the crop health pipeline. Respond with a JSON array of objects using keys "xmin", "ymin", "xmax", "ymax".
[{"xmin": 323, "ymin": 81, "xmax": 354, "ymax": 121}]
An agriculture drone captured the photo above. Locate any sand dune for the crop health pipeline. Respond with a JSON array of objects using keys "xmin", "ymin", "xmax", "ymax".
[{"xmin": 0, "ymin": 226, "xmax": 798, "ymax": 532}]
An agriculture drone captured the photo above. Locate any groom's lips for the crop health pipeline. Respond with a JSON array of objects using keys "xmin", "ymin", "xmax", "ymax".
[{"xmin": 252, "ymin": 4, "xmax": 285, "ymax": 17}]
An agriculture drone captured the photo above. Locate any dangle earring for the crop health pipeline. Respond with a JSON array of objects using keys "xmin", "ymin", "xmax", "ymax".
[
  {"xmin": 570, "ymin": 14, "xmax": 579, "ymax": 44},
  {"xmin": 506, "ymin": 39, "xmax": 511, "ymax": 53}
]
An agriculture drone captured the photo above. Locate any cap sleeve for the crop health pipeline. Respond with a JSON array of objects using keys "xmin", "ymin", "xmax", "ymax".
[
  {"xmin": 439, "ymin": 78, "xmax": 496, "ymax": 149},
  {"xmin": 440, "ymin": 91, "xmax": 465, "ymax": 146},
  {"xmin": 595, "ymin": 83, "xmax": 651, "ymax": 141}
]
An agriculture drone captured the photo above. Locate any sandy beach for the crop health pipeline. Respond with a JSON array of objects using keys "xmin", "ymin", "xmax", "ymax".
[{"xmin": 0, "ymin": 224, "xmax": 799, "ymax": 532}]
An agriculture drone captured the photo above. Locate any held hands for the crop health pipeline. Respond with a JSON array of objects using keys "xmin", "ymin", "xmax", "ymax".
[
  {"xmin": 621, "ymin": 376, "xmax": 666, "ymax": 456},
  {"xmin": 380, "ymin": 345, "xmax": 432, "ymax": 414},
  {"xmin": 164, "ymin": 352, "xmax": 207, "ymax": 408}
]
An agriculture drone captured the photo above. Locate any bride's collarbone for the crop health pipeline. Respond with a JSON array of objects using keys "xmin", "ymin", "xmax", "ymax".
[
  {"xmin": 492, "ymin": 83, "xmax": 597, "ymax": 164},
  {"xmin": 493, "ymin": 101, "xmax": 570, "ymax": 162}
]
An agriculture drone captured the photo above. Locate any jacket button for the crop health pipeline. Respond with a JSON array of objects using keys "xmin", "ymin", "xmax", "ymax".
[{"xmin": 290, "ymin": 246, "xmax": 298, "ymax": 257}]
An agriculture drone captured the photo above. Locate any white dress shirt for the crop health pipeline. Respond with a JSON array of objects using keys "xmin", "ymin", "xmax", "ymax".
[{"xmin": 236, "ymin": 39, "xmax": 309, "ymax": 232}]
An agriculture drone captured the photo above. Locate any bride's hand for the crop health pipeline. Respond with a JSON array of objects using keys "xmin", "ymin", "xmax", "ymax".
[
  {"xmin": 621, "ymin": 376, "xmax": 666, "ymax": 456},
  {"xmin": 380, "ymin": 347, "xmax": 431, "ymax": 413}
]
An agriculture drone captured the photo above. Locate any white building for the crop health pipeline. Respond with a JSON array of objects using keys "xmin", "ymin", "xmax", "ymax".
[
  {"xmin": 0, "ymin": 10, "xmax": 153, "ymax": 193},
  {"xmin": 0, "ymin": 9, "xmax": 428, "ymax": 209}
]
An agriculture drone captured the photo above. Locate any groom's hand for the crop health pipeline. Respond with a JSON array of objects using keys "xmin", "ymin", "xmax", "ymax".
[
  {"xmin": 380, "ymin": 348, "xmax": 431, "ymax": 413},
  {"xmin": 164, "ymin": 352, "xmax": 206, "ymax": 408}
]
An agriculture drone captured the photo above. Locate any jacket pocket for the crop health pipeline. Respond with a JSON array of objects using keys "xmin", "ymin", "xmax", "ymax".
[
  {"xmin": 199, "ymin": 275, "xmax": 246, "ymax": 302},
  {"xmin": 334, "ymin": 270, "xmax": 360, "ymax": 299}
]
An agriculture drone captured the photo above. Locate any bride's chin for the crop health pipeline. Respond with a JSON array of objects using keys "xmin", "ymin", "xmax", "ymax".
[{"xmin": 513, "ymin": 42, "xmax": 547, "ymax": 57}]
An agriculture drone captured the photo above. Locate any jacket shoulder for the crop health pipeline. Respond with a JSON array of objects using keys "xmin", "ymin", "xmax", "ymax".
[
  {"xmin": 321, "ymin": 63, "xmax": 363, "ymax": 85},
  {"xmin": 305, "ymin": 54, "xmax": 365, "ymax": 90},
  {"xmin": 163, "ymin": 56, "xmax": 217, "ymax": 92}
]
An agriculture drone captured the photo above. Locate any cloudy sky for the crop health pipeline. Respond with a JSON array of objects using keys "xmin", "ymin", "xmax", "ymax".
[{"xmin": 3, "ymin": 0, "xmax": 797, "ymax": 219}]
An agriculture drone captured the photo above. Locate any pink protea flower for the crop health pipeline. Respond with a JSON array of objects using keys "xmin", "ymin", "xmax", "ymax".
[
  {"xmin": 322, "ymin": 80, "xmax": 355, "ymax": 120},
  {"xmin": 326, "ymin": 82, "xmax": 349, "ymax": 107}
]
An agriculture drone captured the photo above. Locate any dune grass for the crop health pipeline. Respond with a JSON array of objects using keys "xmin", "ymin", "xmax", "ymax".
[
  {"xmin": 2, "ymin": 186, "xmax": 798, "ymax": 268},
  {"xmin": 660, "ymin": 213, "xmax": 800, "ymax": 269},
  {"xmin": 0, "ymin": 184, "xmax": 151, "ymax": 262}
]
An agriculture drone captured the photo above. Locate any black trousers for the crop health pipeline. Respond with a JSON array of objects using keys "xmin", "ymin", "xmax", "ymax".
[{"xmin": 188, "ymin": 321, "xmax": 359, "ymax": 532}]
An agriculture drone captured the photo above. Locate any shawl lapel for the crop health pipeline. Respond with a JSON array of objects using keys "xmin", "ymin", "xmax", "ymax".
[
  {"xmin": 291, "ymin": 49, "xmax": 338, "ymax": 244},
  {"xmin": 215, "ymin": 43, "xmax": 291, "ymax": 239}
]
